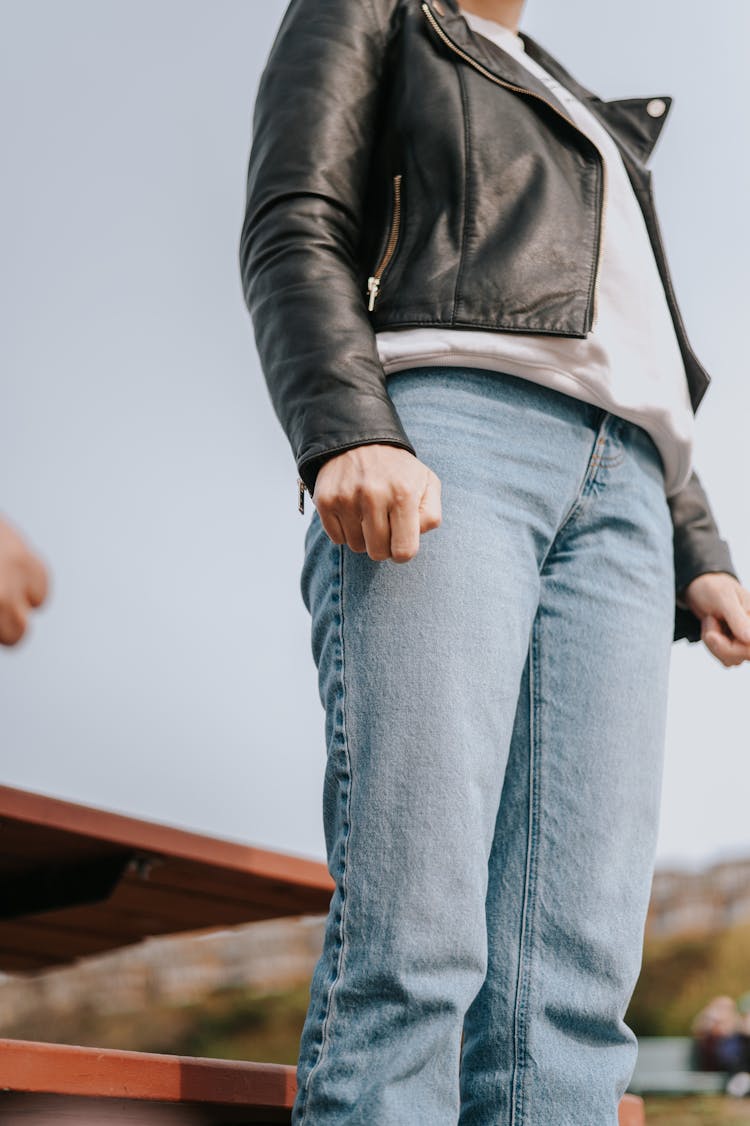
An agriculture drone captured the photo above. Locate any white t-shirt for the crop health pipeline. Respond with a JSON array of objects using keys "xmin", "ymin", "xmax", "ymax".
[{"xmin": 375, "ymin": 8, "xmax": 694, "ymax": 497}]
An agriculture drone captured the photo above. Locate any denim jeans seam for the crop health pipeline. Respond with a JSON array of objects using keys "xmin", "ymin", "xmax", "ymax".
[
  {"xmin": 551, "ymin": 413, "xmax": 614, "ymax": 544},
  {"xmin": 509, "ymin": 619, "xmax": 541, "ymax": 1126},
  {"xmin": 589, "ymin": 450, "xmax": 626, "ymax": 469},
  {"xmin": 297, "ymin": 544, "xmax": 353, "ymax": 1125}
]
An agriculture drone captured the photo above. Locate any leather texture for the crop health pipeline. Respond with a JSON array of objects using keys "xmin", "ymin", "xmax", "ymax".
[{"xmin": 239, "ymin": 0, "xmax": 739, "ymax": 644}]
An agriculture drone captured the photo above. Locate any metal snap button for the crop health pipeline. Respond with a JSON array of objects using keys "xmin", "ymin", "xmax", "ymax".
[{"xmin": 646, "ymin": 98, "xmax": 667, "ymax": 118}]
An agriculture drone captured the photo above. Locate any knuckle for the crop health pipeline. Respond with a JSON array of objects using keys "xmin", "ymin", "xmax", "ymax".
[
  {"xmin": 390, "ymin": 484, "xmax": 416, "ymax": 508},
  {"xmin": 318, "ymin": 485, "xmax": 356, "ymax": 512},
  {"xmin": 314, "ymin": 490, "xmax": 335, "ymax": 513},
  {"xmin": 360, "ymin": 483, "xmax": 389, "ymax": 509},
  {"xmin": 332, "ymin": 490, "xmax": 356, "ymax": 510}
]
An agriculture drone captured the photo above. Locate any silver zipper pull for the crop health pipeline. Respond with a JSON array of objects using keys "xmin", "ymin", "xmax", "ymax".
[
  {"xmin": 297, "ymin": 477, "xmax": 306, "ymax": 514},
  {"xmin": 367, "ymin": 276, "xmax": 380, "ymax": 311}
]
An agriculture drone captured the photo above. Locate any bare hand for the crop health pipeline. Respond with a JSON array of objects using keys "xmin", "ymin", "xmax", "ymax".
[
  {"xmin": 681, "ymin": 572, "xmax": 750, "ymax": 667},
  {"xmin": 312, "ymin": 444, "xmax": 442, "ymax": 562},
  {"xmin": 0, "ymin": 517, "xmax": 49, "ymax": 645}
]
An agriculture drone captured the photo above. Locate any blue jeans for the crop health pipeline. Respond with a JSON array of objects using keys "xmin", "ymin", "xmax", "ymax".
[{"xmin": 294, "ymin": 367, "xmax": 675, "ymax": 1125}]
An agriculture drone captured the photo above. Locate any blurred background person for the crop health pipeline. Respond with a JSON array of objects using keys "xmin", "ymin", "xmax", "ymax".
[
  {"xmin": 692, "ymin": 995, "xmax": 745, "ymax": 1075},
  {"xmin": 0, "ymin": 517, "xmax": 49, "ymax": 646}
]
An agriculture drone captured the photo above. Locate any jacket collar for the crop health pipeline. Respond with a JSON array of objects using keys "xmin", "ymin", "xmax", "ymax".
[{"xmin": 426, "ymin": 0, "xmax": 673, "ymax": 165}]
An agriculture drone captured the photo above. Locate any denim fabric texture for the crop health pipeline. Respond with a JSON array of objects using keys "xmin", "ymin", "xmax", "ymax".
[{"xmin": 294, "ymin": 367, "xmax": 676, "ymax": 1126}]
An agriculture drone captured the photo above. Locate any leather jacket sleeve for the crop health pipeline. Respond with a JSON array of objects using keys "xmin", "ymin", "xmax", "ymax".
[
  {"xmin": 238, "ymin": 0, "xmax": 417, "ymax": 496},
  {"xmin": 669, "ymin": 467, "xmax": 740, "ymax": 642}
]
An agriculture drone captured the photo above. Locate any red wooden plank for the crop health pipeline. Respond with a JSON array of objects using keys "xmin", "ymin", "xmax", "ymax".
[
  {"xmin": 0, "ymin": 1041, "xmax": 296, "ymax": 1108},
  {"xmin": 0, "ymin": 785, "xmax": 333, "ymax": 971},
  {"xmin": 0, "ymin": 950, "xmax": 74, "ymax": 973},
  {"xmin": 0, "ymin": 920, "xmax": 133, "ymax": 962},
  {"xmin": 0, "ymin": 866, "xmax": 330, "ymax": 968},
  {"xmin": 0, "ymin": 785, "xmax": 332, "ymax": 891}
]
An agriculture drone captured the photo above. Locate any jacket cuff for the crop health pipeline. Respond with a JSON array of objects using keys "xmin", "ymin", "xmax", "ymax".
[
  {"xmin": 674, "ymin": 604, "xmax": 702, "ymax": 644},
  {"xmin": 298, "ymin": 435, "xmax": 417, "ymax": 497},
  {"xmin": 674, "ymin": 541, "xmax": 739, "ymax": 601},
  {"xmin": 668, "ymin": 468, "xmax": 741, "ymax": 643}
]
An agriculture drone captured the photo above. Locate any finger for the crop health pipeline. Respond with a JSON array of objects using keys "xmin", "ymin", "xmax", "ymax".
[
  {"xmin": 0, "ymin": 604, "xmax": 27, "ymax": 646},
  {"xmin": 419, "ymin": 473, "xmax": 442, "ymax": 534},
  {"xmin": 388, "ymin": 489, "xmax": 421, "ymax": 563},
  {"xmin": 702, "ymin": 616, "xmax": 748, "ymax": 667},
  {"xmin": 361, "ymin": 496, "xmax": 392, "ymax": 561},
  {"xmin": 704, "ymin": 635, "xmax": 748, "ymax": 667},
  {"xmin": 721, "ymin": 590, "xmax": 750, "ymax": 646},
  {"xmin": 318, "ymin": 509, "xmax": 347, "ymax": 547},
  {"xmin": 25, "ymin": 555, "xmax": 49, "ymax": 608},
  {"xmin": 337, "ymin": 509, "xmax": 367, "ymax": 554}
]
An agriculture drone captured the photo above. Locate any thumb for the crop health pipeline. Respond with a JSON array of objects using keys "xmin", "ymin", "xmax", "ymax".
[
  {"xmin": 721, "ymin": 590, "xmax": 750, "ymax": 645},
  {"xmin": 701, "ymin": 613, "xmax": 724, "ymax": 646},
  {"xmin": 418, "ymin": 472, "xmax": 442, "ymax": 534}
]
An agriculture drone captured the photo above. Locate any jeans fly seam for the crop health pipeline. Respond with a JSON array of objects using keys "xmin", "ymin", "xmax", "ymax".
[
  {"xmin": 589, "ymin": 450, "xmax": 625, "ymax": 468},
  {"xmin": 296, "ymin": 544, "xmax": 353, "ymax": 1125},
  {"xmin": 509, "ymin": 621, "xmax": 541, "ymax": 1126},
  {"xmin": 548, "ymin": 412, "xmax": 615, "ymax": 550}
]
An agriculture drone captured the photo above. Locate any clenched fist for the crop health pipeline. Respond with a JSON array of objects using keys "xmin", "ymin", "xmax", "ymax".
[
  {"xmin": 681, "ymin": 571, "xmax": 750, "ymax": 668},
  {"xmin": 0, "ymin": 517, "xmax": 49, "ymax": 645},
  {"xmin": 312, "ymin": 444, "xmax": 442, "ymax": 563}
]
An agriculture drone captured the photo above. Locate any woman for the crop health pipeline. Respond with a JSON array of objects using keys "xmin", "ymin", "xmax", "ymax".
[{"xmin": 239, "ymin": 1, "xmax": 750, "ymax": 1121}]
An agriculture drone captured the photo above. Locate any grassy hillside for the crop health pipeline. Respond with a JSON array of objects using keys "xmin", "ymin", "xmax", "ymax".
[
  {"xmin": 644, "ymin": 1096, "xmax": 750, "ymax": 1123},
  {"xmin": 627, "ymin": 921, "xmax": 750, "ymax": 1036}
]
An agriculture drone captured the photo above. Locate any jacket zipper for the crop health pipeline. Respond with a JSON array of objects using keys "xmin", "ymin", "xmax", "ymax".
[
  {"xmin": 421, "ymin": 1, "xmax": 607, "ymax": 331},
  {"xmin": 367, "ymin": 173, "xmax": 403, "ymax": 311}
]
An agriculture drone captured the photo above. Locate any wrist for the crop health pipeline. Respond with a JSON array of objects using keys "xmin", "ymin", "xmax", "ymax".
[{"xmin": 679, "ymin": 570, "xmax": 740, "ymax": 613}]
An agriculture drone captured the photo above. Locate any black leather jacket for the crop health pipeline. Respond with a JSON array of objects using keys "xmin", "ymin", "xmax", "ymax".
[{"xmin": 239, "ymin": 0, "xmax": 739, "ymax": 643}]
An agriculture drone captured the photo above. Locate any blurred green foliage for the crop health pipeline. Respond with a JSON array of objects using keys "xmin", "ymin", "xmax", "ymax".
[
  {"xmin": 627, "ymin": 921, "xmax": 750, "ymax": 1036},
  {"xmin": 2, "ymin": 982, "xmax": 311, "ymax": 1064},
  {"xmin": 644, "ymin": 1095, "xmax": 750, "ymax": 1123}
]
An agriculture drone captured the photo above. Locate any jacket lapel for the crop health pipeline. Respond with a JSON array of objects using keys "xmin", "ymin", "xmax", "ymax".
[
  {"xmin": 520, "ymin": 30, "xmax": 674, "ymax": 164},
  {"xmin": 433, "ymin": 0, "xmax": 673, "ymax": 166},
  {"xmin": 422, "ymin": 1, "xmax": 577, "ymax": 126}
]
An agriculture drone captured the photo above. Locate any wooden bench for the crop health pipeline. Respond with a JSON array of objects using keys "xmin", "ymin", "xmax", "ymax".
[
  {"xmin": 629, "ymin": 1035, "xmax": 726, "ymax": 1095},
  {"xmin": 0, "ymin": 1039, "xmax": 294, "ymax": 1123},
  {"xmin": 0, "ymin": 786, "xmax": 646, "ymax": 1123},
  {"xmin": 0, "ymin": 1039, "xmax": 646, "ymax": 1125},
  {"xmin": 0, "ymin": 784, "xmax": 333, "ymax": 972}
]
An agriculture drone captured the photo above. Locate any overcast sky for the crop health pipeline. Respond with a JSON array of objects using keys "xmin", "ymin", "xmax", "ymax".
[{"xmin": 1, "ymin": 0, "xmax": 748, "ymax": 873}]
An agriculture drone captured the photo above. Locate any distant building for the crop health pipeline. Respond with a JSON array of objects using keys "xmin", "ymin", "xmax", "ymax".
[{"xmin": 646, "ymin": 857, "xmax": 750, "ymax": 940}]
